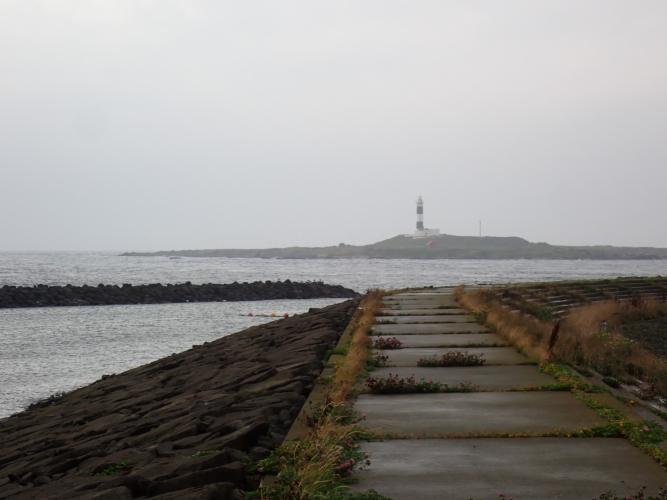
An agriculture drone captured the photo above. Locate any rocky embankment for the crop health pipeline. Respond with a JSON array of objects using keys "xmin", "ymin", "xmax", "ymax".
[
  {"xmin": 0, "ymin": 299, "xmax": 358, "ymax": 499},
  {"xmin": 0, "ymin": 281, "xmax": 358, "ymax": 308}
]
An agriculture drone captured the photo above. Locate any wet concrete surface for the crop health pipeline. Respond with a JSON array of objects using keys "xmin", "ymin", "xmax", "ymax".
[
  {"xmin": 372, "ymin": 323, "xmax": 489, "ymax": 335},
  {"xmin": 385, "ymin": 347, "xmax": 532, "ymax": 366},
  {"xmin": 378, "ymin": 333, "xmax": 507, "ymax": 348},
  {"xmin": 354, "ymin": 438, "xmax": 667, "ymax": 500},
  {"xmin": 375, "ymin": 315, "xmax": 475, "ymax": 324},
  {"xmin": 382, "ymin": 304, "xmax": 459, "ymax": 311},
  {"xmin": 353, "ymin": 289, "xmax": 667, "ymax": 498},
  {"xmin": 384, "ymin": 296, "xmax": 457, "ymax": 306},
  {"xmin": 356, "ymin": 392, "xmax": 605, "ymax": 435},
  {"xmin": 366, "ymin": 365, "xmax": 555, "ymax": 390}
]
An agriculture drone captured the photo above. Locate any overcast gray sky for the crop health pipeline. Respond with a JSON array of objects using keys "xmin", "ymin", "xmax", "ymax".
[{"xmin": 1, "ymin": 1, "xmax": 666, "ymax": 251}]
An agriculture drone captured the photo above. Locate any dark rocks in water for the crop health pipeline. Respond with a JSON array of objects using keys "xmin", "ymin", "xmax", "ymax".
[
  {"xmin": 0, "ymin": 281, "xmax": 359, "ymax": 309},
  {"xmin": 0, "ymin": 299, "xmax": 358, "ymax": 499}
]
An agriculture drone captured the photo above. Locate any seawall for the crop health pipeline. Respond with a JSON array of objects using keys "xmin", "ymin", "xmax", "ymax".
[
  {"xmin": 0, "ymin": 299, "xmax": 358, "ymax": 498},
  {"xmin": 0, "ymin": 280, "xmax": 358, "ymax": 309}
]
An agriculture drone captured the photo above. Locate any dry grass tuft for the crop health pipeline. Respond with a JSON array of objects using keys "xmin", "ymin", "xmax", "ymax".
[
  {"xmin": 556, "ymin": 300, "xmax": 667, "ymax": 395},
  {"xmin": 458, "ymin": 289, "xmax": 550, "ymax": 362},
  {"xmin": 256, "ymin": 291, "xmax": 386, "ymax": 499},
  {"xmin": 459, "ymin": 287, "xmax": 667, "ymax": 396},
  {"xmin": 257, "ymin": 403, "xmax": 369, "ymax": 499},
  {"xmin": 329, "ymin": 289, "xmax": 383, "ymax": 404}
]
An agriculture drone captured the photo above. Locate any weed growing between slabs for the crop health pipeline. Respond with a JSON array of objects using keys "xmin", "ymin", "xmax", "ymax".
[
  {"xmin": 372, "ymin": 337, "xmax": 403, "ymax": 350},
  {"xmin": 541, "ymin": 362, "xmax": 667, "ymax": 467},
  {"xmin": 417, "ymin": 351, "xmax": 486, "ymax": 367},
  {"xmin": 540, "ymin": 363, "xmax": 606, "ymax": 393},
  {"xmin": 578, "ymin": 392, "xmax": 667, "ymax": 467},
  {"xmin": 365, "ymin": 373, "xmax": 477, "ymax": 394},
  {"xmin": 366, "ymin": 352, "xmax": 389, "ymax": 369}
]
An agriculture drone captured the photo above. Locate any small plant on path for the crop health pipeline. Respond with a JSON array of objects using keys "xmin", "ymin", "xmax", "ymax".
[
  {"xmin": 367, "ymin": 351, "xmax": 389, "ymax": 369},
  {"xmin": 373, "ymin": 337, "xmax": 403, "ymax": 350},
  {"xmin": 417, "ymin": 351, "xmax": 486, "ymax": 367},
  {"xmin": 365, "ymin": 373, "xmax": 477, "ymax": 394}
]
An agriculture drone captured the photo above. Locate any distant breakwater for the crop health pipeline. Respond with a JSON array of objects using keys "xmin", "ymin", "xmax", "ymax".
[{"xmin": 0, "ymin": 280, "xmax": 358, "ymax": 308}]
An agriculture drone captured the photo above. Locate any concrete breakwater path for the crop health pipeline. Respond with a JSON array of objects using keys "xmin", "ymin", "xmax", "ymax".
[{"xmin": 352, "ymin": 290, "xmax": 667, "ymax": 499}]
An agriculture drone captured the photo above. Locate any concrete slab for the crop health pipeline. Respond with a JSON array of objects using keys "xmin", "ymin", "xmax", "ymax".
[
  {"xmin": 366, "ymin": 366, "xmax": 554, "ymax": 391},
  {"xmin": 354, "ymin": 438, "xmax": 667, "ymax": 500},
  {"xmin": 382, "ymin": 304, "xmax": 460, "ymax": 310},
  {"xmin": 383, "ymin": 297, "xmax": 458, "ymax": 307},
  {"xmin": 356, "ymin": 392, "xmax": 604, "ymax": 435},
  {"xmin": 372, "ymin": 323, "xmax": 489, "ymax": 335},
  {"xmin": 379, "ymin": 308, "xmax": 468, "ymax": 316},
  {"xmin": 385, "ymin": 347, "xmax": 531, "ymax": 366},
  {"xmin": 384, "ymin": 299, "xmax": 458, "ymax": 307},
  {"xmin": 387, "ymin": 292, "xmax": 454, "ymax": 297},
  {"xmin": 376, "ymin": 315, "xmax": 474, "ymax": 324},
  {"xmin": 376, "ymin": 334, "xmax": 507, "ymax": 348}
]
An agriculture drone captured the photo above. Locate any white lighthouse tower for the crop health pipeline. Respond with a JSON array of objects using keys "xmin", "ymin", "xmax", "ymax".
[
  {"xmin": 416, "ymin": 196, "xmax": 424, "ymax": 232},
  {"xmin": 412, "ymin": 196, "xmax": 440, "ymax": 238}
]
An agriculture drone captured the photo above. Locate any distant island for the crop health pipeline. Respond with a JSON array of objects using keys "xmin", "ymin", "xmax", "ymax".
[{"xmin": 122, "ymin": 234, "xmax": 667, "ymax": 260}]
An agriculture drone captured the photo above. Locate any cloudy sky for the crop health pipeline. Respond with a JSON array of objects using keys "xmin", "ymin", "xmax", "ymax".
[{"xmin": 1, "ymin": 1, "xmax": 665, "ymax": 251}]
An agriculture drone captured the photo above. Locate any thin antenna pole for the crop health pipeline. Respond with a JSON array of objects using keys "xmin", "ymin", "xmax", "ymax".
[{"xmin": 479, "ymin": 220, "xmax": 482, "ymax": 238}]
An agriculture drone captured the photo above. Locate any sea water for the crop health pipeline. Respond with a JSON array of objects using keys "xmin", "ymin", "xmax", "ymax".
[{"xmin": 1, "ymin": 252, "xmax": 666, "ymax": 417}]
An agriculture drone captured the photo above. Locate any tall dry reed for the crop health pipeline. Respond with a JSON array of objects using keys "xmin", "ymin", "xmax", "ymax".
[
  {"xmin": 329, "ymin": 289, "xmax": 383, "ymax": 404},
  {"xmin": 555, "ymin": 300, "xmax": 667, "ymax": 394},
  {"xmin": 457, "ymin": 288, "xmax": 550, "ymax": 362},
  {"xmin": 459, "ymin": 287, "xmax": 667, "ymax": 396}
]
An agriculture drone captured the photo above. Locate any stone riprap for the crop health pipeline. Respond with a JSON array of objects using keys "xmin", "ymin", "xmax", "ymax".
[
  {"xmin": 0, "ymin": 300, "xmax": 357, "ymax": 499},
  {"xmin": 0, "ymin": 281, "xmax": 358, "ymax": 309}
]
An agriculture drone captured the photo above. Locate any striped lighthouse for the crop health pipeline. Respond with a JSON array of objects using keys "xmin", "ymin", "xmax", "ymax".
[
  {"xmin": 416, "ymin": 196, "xmax": 424, "ymax": 231},
  {"xmin": 411, "ymin": 195, "xmax": 440, "ymax": 239}
]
